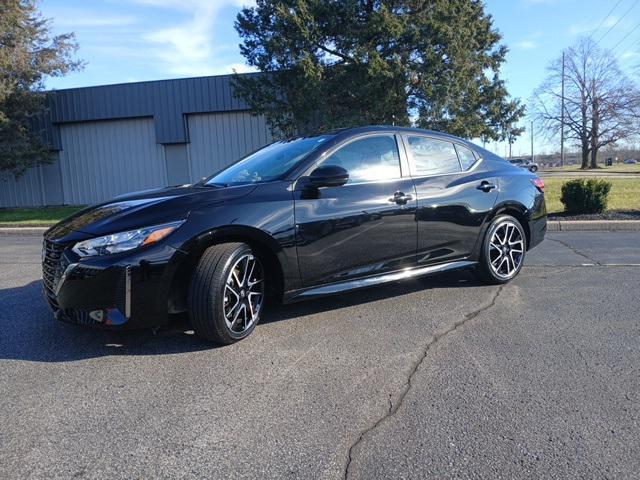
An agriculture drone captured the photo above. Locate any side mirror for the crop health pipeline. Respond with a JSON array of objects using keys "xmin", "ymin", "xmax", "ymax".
[{"xmin": 306, "ymin": 165, "xmax": 349, "ymax": 188}]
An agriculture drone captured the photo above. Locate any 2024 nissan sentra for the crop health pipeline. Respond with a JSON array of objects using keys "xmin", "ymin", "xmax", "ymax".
[{"xmin": 43, "ymin": 126, "xmax": 546, "ymax": 344}]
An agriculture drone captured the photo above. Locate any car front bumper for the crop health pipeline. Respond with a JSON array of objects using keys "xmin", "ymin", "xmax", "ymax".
[{"xmin": 42, "ymin": 238, "xmax": 184, "ymax": 329}]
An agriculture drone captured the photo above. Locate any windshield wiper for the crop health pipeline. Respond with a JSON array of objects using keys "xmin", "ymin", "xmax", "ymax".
[{"xmin": 201, "ymin": 182, "xmax": 228, "ymax": 188}]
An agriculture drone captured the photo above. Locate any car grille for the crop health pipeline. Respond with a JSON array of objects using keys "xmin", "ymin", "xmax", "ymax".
[
  {"xmin": 42, "ymin": 238, "xmax": 68, "ymax": 311},
  {"xmin": 42, "ymin": 240, "xmax": 130, "ymax": 325}
]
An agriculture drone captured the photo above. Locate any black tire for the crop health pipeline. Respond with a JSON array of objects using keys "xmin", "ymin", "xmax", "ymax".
[
  {"xmin": 529, "ymin": 165, "xmax": 538, "ymax": 172},
  {"xmin": 474, "ymin": 215, "xmax": 526, "ymax": 285},
  {"xmin": 188, "ymin": 242, "xmax": 265, "ymax": 344}
]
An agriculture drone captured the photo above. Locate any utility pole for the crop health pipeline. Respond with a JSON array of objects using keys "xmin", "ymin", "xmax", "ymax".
[
  {"xmin": 530, "ymin": 120, "xmax": 534, "ymax": 162},
  {"xmin": 560, "ymin": 50, "xmax": 565, "ymax": 167}
]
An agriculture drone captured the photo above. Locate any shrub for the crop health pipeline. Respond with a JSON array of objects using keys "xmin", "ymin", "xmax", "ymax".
[{"xmin": 560, "ymin": 179, "xmax": 612, "ymax": 214}]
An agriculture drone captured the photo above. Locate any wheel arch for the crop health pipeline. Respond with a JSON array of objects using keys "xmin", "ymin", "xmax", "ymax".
[
  {"xmin": 167, "ymin": 225, "xmax": 287, "ymax": 314},
  {"xmin": 470, "ymin": 202, "xmax": 532, "ymax": 261},
  {"xmin": 490, "ymin": 203, "xmax": 532, "ymax": 250}
]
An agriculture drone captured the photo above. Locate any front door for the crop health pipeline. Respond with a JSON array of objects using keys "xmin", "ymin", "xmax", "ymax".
[{"xmin": 294, "ymin": 134, "xmax": 417, "ymax": 287}]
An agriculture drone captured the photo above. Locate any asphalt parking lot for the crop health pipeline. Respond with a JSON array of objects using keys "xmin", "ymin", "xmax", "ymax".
[{"xmin": 1, "ymin": 232, "xmax": 639, "ymax": 479}]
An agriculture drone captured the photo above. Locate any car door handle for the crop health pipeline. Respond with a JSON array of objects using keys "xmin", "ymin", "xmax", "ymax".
[
  {"xmin": 477, "ymin": 181, "xmax": 497, "ymax": 192},
  {"xmin": 388, "ymin": 191, "xmax": 413, "ymax": 205}
]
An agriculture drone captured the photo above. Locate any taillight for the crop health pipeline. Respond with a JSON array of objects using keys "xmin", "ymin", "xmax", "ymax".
[{"xmin": 531, "ymin": 178, "xmax": 544, "ymax": 192}]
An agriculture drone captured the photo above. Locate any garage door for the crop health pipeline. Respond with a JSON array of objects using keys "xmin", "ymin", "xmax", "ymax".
[
  {"xmin": 59, "ymin": 118, "xmax": 167, "ymax": 205},
  {"xmin": 187, "ymin": 112, "xmax": 272, "ymax": 182}
]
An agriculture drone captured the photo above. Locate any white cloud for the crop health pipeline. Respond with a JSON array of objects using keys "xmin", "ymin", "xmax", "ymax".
[
  {"xmin": 619, "ymin": 51, "xmax": 639, "ymax": 60},
  {"xmin": 132, "ymin": 0, "xmax": 251, "ymax": 76},
  {"xmin": 515, "ymin": 40, "xmax": 538, "ymax": 50},
  {"xmin": 50, "ymin": 11, "xmax": 137, "ymax": 28},
  {"xmin": 134, "ymin": 0, "xmax": 245, "ymax": 5}
]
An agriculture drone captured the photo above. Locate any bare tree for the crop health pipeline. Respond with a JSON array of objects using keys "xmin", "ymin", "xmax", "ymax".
[{"xmin": 532, "ymin": 38, "xmax": 640, "ymax": 169}]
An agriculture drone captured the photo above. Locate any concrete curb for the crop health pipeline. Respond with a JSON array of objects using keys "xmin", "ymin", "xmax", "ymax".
[
  {"xmin": 546, "ymin": 220, "xmax": 640, "ymax": 231},
  {"xmin": 0, "ymin": 223, "xmax": 53, "ymax": 228},
  {"xmin": 0, "ymin": 227, "xmax": 48, "ymax": 236}
]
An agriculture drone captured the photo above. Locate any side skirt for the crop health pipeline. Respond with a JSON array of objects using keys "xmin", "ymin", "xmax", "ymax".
[{"xmin": 283, "ymin": 260, "xmax": 477, "ymax": 303}]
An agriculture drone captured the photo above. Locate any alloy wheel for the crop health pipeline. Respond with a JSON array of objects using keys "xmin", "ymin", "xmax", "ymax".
[
  {"xmin": 488, "ymin": 220, "xmax": 525, "ymax": 279},
  {"xmin": 223, "ymin": 254, "xmax": 264, "ymax": 333}
]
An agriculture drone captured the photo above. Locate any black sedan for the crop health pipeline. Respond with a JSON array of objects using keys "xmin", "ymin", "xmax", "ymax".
[{"xmin": 43, "ymin": 126, "xmax": 546, "ymax": 344}]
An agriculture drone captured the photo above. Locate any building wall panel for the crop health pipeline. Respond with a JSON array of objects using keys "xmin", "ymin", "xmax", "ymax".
[
  {"xmin": 187, "ymin": 112, "xmax": 272, "ymax": 182},
  {"xmin": 45, "ymin": 74, "xmax": 258, "ymax": 146},
  {"xmin": 0, "ymin": 168, "xmax": 44, "ymax": 208},
  {"xmin": 58, "ymin": 118, "xmax": 167, "ymax": 205}
]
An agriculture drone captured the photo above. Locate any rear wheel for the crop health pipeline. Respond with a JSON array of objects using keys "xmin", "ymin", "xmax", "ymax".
[
  {"xmin": 529, "ymin": 165, "xmax": 538, "ymax": 172},
  {"xmin": 474, "ymin": 215, "xmax": 526, "ymax": 285},
  {"xmin": 188, "ymin": 242, "xmax": 265, "ymax": 344}
]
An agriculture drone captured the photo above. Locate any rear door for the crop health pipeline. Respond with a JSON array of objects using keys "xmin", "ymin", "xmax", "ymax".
[
  {"xmin": 294, "ymin": 134, "xmax": 417, "ymax": 287},
  {"xmin": 401, "ymin": 134, "xmax": 499, "ymax": 265}
]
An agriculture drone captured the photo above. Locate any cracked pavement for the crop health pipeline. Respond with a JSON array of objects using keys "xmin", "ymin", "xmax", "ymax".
[{"xmin": 1, "ymin": 232, "xmax": 639, "ymax": 479}]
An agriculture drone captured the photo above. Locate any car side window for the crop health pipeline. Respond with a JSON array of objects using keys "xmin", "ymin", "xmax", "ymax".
[
  {"xmin": 322, "ymin": 135, "xmax": 401, "ymax": 184},
  {"xmin": 455, "ymin": 144, "xmax": 478, "ymax": 171},
  {"xmin": 406, "ymin": 136, "xmax": 461, "ymax": 176}
]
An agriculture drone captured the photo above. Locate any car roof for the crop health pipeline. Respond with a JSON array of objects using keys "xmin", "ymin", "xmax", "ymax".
[
  {"xmin": 331, "ymin": 125, "xmax": 465, "ymax": 141},
  {"xmin": 289, "ymin": 125, "xmax": 470, "ymax": 141}
]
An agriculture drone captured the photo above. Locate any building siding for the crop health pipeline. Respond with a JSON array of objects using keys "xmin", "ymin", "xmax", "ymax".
[
  {"xmin": 58, "ymin": 118, "xmax": 167, "ymax": 205},
  {"xmin": 45, "ymin": 74, "xmax": 256, "ymax": 147},
  {"xmin": 0, "ymin": 168, "xmax": 45, "ymax": 208},
  {"xmin": 0, "ymin": 73, "xmax": 276, "ymax": 208},
  {"xmin": 187, "ymin": 112, "xmax": 273, "ymax": 181}
]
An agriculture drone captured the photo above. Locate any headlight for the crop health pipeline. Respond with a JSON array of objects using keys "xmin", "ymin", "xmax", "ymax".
[{"xmin": 72, "ymin": 220, "xmax": 185, "ymax": 257}]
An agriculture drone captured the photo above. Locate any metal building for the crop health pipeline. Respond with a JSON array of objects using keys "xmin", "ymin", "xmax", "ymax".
[{"xmin": 0, "ymin": 74, "xmax": 273, "ymax": 208}]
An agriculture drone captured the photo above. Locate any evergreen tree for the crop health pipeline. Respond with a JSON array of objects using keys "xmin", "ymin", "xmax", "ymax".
[
  {"xmin": 234, "ymin": 0, "xmax": 524, "ymax": 140},
  {"xmin": 0, "ymin": 0, "xmax": 81, "ymax": 176}
]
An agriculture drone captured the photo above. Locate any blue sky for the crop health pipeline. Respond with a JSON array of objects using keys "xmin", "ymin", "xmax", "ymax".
[{"xmin": 41, "ymin": 0, "xmax": 640, "ymax": 155}]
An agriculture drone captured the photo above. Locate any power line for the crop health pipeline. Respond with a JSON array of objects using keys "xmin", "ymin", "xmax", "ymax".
[
  {"xmin": 595, "ymin": 0, "xmax": 640, "ymax": 45},
  {"xmin": 589, "ymin": 0, "xmax": 625, "ymax": 39},
  {"xmin": 609, "ymin": 20, "xmax": 640, "ymax": 52}
]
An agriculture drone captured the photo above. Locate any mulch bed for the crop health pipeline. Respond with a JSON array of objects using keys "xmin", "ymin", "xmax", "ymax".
[{"xmin": 548, "ymin": 211, "xmax": 640, "ymax": 221}]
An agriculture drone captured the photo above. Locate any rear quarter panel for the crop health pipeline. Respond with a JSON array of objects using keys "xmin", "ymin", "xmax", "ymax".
[{"xmin": 482, "ymin": 157, "xmax": 547, "ymax": 251}]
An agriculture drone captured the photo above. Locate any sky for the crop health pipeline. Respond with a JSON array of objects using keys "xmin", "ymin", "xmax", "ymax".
[{"xmin": 40, "ymin": 0, "xmax": 640, "ymax": 156}]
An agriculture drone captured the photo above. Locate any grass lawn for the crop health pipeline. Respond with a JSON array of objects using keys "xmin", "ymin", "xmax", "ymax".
[
  {"xmin": 543, "ymin": 177, "xmax": 640, "ymax": 214},
  {"xmin": 540, "ymin": 164, "xmax": 640, "ymax": 174},
  {"xmin": 0, "ymin": 206, "xmax": 84, "ymax": 225}
]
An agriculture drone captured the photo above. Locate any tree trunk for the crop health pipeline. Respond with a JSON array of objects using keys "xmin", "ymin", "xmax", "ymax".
[
  {"xmin": 580, "ymin": 92, "xmax": 589, "ymax": 170},
  {"xmin": 590, "ymin": 89, "xmax": 599, "ymax": 169},
  {"xmin": 581, "ymin": 142, "xmax": 589, "ymax": 169},
  {"xmin": 581, "ymin": 151, "xmax": 590, "ymax": 169},
  {"xmin": 590, "ymin": 148, "xmax": 598, "ymax": 169}
]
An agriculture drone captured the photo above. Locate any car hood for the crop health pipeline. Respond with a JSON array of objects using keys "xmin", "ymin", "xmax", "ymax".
[{"xmin": 45, "ymin": 184, "xmax": 257, "ymax": 242}]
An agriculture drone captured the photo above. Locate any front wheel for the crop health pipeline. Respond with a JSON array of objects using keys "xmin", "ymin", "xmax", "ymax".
[
  {"xmin": 529, "ymin": 165, "xmax": 538, "ymax": 172},
  {"xmin": 188, "ymin": 242, "xmax": 265, "ymax": 344},
  {"xmin": 474, "ymin": 215, "xmax": 526, "ymax": 285}
]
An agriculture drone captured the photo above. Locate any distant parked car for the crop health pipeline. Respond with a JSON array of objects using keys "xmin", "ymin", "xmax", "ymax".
[
  {"xmin": 509, "ymin": 158, "xmax": 539, "ymax": 172},
  {"xmin": 623, "ymin": 159, "xmax": 637, "ymax": 164}
]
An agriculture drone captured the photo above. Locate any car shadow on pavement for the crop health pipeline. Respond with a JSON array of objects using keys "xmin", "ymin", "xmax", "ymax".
[
  {"xmin": 261, "ymin": 269, "xmax": 482, "ymax": 324},
  {"xmin": 0, "ymin": 281, "xmax": 213, "ymax": 363},
  {"xmin": 0, "ymin": 271, "xmax": 481, "ymax": 363}
]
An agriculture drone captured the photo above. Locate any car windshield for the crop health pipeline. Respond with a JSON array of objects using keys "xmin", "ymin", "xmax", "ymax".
[{"xmin": 204, "ymin": 135, "xmax": 333, "ymax": 186}]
